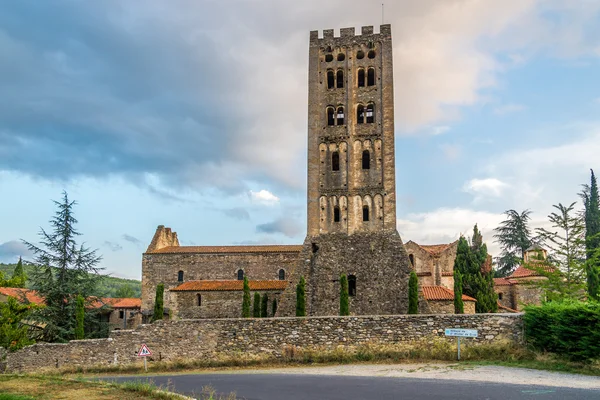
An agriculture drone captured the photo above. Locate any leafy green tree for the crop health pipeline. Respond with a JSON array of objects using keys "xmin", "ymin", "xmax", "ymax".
[
  {"xmin": 296, "ymin": 276, "xmax": 306, "ymax": 317},
  {"xmin": 8, "ymin": 257, "xmax": 27, "ymax": 288},
  {"xmin": 75, "ymin": 295, "xmax": 85, "ymax": 339},
  {"xmin": 581, "ymin": 169, "xmax": 600, "ymax": 301},
  {"xmin": 242, "ymin": 277, "xmax": 251, "ymax": 318},
  {"xmin": 253, "ymin": 292, "xmax": 261, "ymax": 317},
  {"xmin": 454, "ymin": 270, "xmax": 464, "ymax": 314},
  {"xmin": 0, "ymin": 297, "xmax": 35, "ymax": 351},
  {"xmin": 408, "ymin": 271, "xmax": 418, "ymax": 314},
  {"xmin": 493, "ymin": 210, "xmax": 533, "ymax": 277},
  {"xmin": 535, "ymin": 202, "xmax": 586, "ymax": 300},
  {"xmin": 23, "ymin": 191, "xmax": 103, "ymax": 342},
  {"xmin": 115, "ymin": 284, "xmax": 136, "ymax": 298},
  {"xmin": 261, "ymin": 293, "xmax": 269, "ymax": 317},
  {"xmin": 339, "ymin": 274, "xmax": 349, "ymax": 316},
  {"xmin": 153, "ymin": 283, "xmax": 164, "ymax": 321},
  {"xmin": 272, "ymin": 298, "xmax": 278, "ymax": 316}
]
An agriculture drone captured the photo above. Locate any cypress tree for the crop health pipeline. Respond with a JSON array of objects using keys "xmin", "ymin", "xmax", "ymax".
[
  {"xmin": 339, "ymin": 274, "xmax": 349, "ymax": 316},
  {"xmin": 75, "ymin": 294, "xmax": 84, "ymax": 339},
  {"xmin": 583, "ymin": 169, "xmax": 600, "ymax": 301},
  {"xmin": 272, "ymin": 298, "xmax": 278, "ymax": 316},
  {"xmin": 11, "ymin": 257, "xmax": 27, "ymax": 288},
  {"xmin": 454, "ymin": 270, "xmax": 464, "ymax": 314},
  {"xmin": 253, "ymin": 292, "xmax": 261, "ymax": 317},
  {"xmin": 261, "ymin": 293, "xmax": 269, "ymax": 317},
  {"xmin": 408, "ymin": 271, "xmax": 419, "ymax": 314},
  {"xmin": 242, "ymin": 277, "xmax": 251, "ymax": 317},
  {"xmin": 296, "ymin": 276, "xmax": 306, "ymax": 317},
  {"xmin": 153, "ymin": 283, "xmax": 164, "ymax": 321}
]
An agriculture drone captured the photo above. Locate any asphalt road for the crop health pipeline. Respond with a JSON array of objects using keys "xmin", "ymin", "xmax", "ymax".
[{"xmin": 104, "ymin": 374, "xmax": 599, "ymax": 400}]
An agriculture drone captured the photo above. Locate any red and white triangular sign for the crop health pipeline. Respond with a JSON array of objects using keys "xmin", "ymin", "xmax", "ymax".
[{"xmin": 137, "ymin": 343, "xmax": 153, "ymax": 357}]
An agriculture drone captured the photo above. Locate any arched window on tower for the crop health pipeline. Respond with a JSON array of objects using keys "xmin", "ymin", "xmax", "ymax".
[
  {"xmin": 409, "ymin": 254, "xmax": 415, "ymax": 267},
  {"xmin": 336, "ymin": 106, "xmax": 345, "ymax": 125},
  {"xmin": 177, "ymin": 270, "xmax": 184, "ymax": 282},
  {"xmin": 336, "ymin": 70, "xmax": 344, "ymax": 88},
  {"xmin": 237, "ymin": 269, "xmax": 244, "ymax": 281},
  {"xmin": 327, "ymin": 107, "xmax": 335, "ymax": 126},
  {"xmin": 331, "ymin": 151, "xmax": 340, "ymax": 171},
  {"xmin": 196, "ymin": 294, "xmax": 202, "ymax": 306},
  {"xmin": 279, "ymin": 269, "xmax": 285, "ymax": 280},
  {"xmin": 363, "ymin": 205, "xmax": 370, "ymax": 222},
  {"xmin": 367, "ymin": 68, "xmax": 375, "ymax": 86},
  {"xmin": 334, "ymin": 206, "xmax": 340, "ymax": 222},
  {"xmin": 327, "ymin": 70, "xmax": 335, "ymax": 89},
  {"xmin": 357, "ymin": 69, "xmax": 365, "ymax": 87},
  {"xmin": 348, "ymin": 275, "xmax": 356, "ymax": 297},
  {"xmin": 366, "ymin": 103, "xmax": 374, "ymax": 123},
  {"xmin": 362, "ymin": 150, "xmax": 370, "ymax": 170},
  {"xmin": 356, "ymin": 104, "xmax": 364, "ymax": 124}
]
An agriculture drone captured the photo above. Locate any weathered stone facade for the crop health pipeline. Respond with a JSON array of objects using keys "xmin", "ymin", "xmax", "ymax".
[
  {"xmin": 428, "ymin": 300, "xmax": 476, "ymax": 315},
  {"xmin": 5, "ymin": 313, "xmax": 524, "ymax": 374},
  {"xmin": 404, "ymin": 241, "xmax": 458, "ymax": 288}
]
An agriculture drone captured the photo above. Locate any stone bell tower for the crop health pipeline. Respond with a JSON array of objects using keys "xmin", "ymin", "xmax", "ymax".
[{"xmin": 278, "ymin": 25, "xmax": 412, "ymax": 317}]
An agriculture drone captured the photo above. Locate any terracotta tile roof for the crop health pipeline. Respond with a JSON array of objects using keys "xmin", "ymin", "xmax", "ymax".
[
  {"xmin": 110, "ymin": 298, "xmax": 142, "ymax": 308},
  {"xmin": 422, "ymin": 286, "xmax": 476, "ymax": 302},
  {"xmin": 148, "ymin": 245, "xmax": 303, "ymax": 254},
  {"xmin": 509, "ymin": 264, "xmax": 555, "ymax": 279},
  {"xmin": 0, "ymin": 288, "xmax": 44, "ymax": 305},
  {"xmin": 494, "ymin": 277, "xmax": 517, "ymax": 286},
  {"xmin": 497, "ymin": 302, "xmax": 519, "ymax": 313},
  {"xmin": 171, "ymin": 280, "xmax": 288, "ymax": 292},
  {"xmin": 418, "ymin": 244, "xmax": 453, "ymax": 255}
]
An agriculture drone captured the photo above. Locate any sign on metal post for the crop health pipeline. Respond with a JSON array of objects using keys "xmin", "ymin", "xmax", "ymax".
[
  {"xmin": 137, "ymin": 343, "xmax": 153, "ymax": 372},
  {"xmin": 444, "ymin": 329, "xmax": 478, "ymax": 360}
]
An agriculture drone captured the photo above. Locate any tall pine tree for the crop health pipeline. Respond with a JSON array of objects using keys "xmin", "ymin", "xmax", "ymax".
[
  {"xmin": 339, "ymin": 274, "xmax": 349, "ymax": 316},
  {"xmin": 582, "ymin": 169, "xmax": 600, "ymax": 301},
  {"xmin": 454, "ymin": 270, "xmax": 464, "ymax": 314},
  {"xmin": 153, "ymin": 283, "xmax": 164, "ymax": 321},
  {"xmin": 296, "ymin": 276, "xmax": 306, "ymax": 317},
  {"xmin": 253, "ymin": 292, "xmax": 261, "ymax": 317},
  {"xmin": 493, "ymin": 210, "xmax": 533, "ymax": 277},
  {"xmin": 23, "ymin": 191, "xmax": 103, "ymax": 342},
  {"xmin": 242, "ymin": 277, "xmax": 251, "ymax": 318},
  {"xmin": 10, "ymin": 257, "xmax": 27, "ymax": 288},
  {"xmin": 75, "ymin": 294, "xmax": 85, "ymax": 340},
  {"xmin": 408, "ymin": 271, "xmax": 419, "ymax": 314},
  {"xmin": 261, "ymin": 293, "xmax": 269, "ymax": 318}
]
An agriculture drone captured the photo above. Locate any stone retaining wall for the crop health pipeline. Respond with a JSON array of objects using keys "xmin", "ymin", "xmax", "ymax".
[{"xmin": 5, "ymin": 313, "xmax": 523, "ymax": 373}]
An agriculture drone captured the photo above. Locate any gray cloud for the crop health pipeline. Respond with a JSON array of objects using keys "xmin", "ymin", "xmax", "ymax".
[
  {"xmin": 256, "ymin": 217, "xmax": 304, "ymax": 238},
  {"xmin": 122, "ymin": 234, "xmax": 143, "ymax": 247},
  {"xmin": 103, "ymin": 241, "xmax": 123, "ymax": 252},
  {"xmin": 221, "ymin": 207, "xmax": 251, "ymax": 221},
  {"xmin": 0, "ymin": 240, "xmax": 33, "ymax": 262}
]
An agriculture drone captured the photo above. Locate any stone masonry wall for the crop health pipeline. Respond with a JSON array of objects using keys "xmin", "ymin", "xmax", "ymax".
[
  {"xmin": 172, "ymin": 290, "xmax": 283, "ymax": 319},
  {"xmin": 5, "ymin": 313, "xmax": 523, "ymax": 374}
]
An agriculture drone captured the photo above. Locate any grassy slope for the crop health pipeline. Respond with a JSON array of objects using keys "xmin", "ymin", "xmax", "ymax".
[{"xmin": 0, "ymin": 263, "xmax": 141, "ymax": 298}]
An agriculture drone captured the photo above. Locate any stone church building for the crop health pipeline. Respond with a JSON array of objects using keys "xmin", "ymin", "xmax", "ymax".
[{"xmin": 141, "ymin": 25, "xmax": 475, "ymax": 318}]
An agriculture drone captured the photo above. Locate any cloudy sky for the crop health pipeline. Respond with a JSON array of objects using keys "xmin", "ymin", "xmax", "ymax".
[{"xmin": 1, "ymin": 1, "xmax": 599, "ymax": 279}]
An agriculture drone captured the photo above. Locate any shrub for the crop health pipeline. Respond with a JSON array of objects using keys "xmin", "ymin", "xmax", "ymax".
[
  {"xmin": 523, "ymin": 301, "xmax": 600, "ymax": 361},
  {"xmin": 408, "ymin": 271, "xmax": 418, "ymax": 314},
  {"xmin": 261, "ymin": 293, "xmax": 268, "ymax": 318},
  {"xmin": 253, "ymin": 293, "xmax": 261, "ymax": 318},
  {"xmin": 75, "ymin": 294, "xmax": 84, "ymax": 339},
  {"xmin": 272, "ymin": 299, "xmax": 278, "ymax": 316},
  {"xmin": 296, "ymin": 276, "xmax": 306, "ymax": 317},
  {"xmin": 454, "ymin": 270, "xmax": 464, "ymax": 314},
  {"xmin": 153, "ymin": 283, "xmax": 164, "ymax": 321},
  {"xmin": 242, "ymin": 277, "xmax": 251, "ymax": 318}
]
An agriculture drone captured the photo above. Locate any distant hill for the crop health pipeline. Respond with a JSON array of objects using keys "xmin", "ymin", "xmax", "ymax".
[{"xmin": 0, "ymin": 262, "xmax": 141, "ymax": 298}]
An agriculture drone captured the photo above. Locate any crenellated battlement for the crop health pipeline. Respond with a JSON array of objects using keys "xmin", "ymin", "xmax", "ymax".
[{"xmin": 309, "ymin": 24, "xmax": 391, "ymax": 43}]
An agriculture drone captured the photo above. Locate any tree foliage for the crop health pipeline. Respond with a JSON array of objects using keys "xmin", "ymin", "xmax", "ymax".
[
  {"xmin": 242, "ymin": 277, "xmax": 251, "ymax": 318},
  {"xmin": 261, "ymin": 293, "xmax": 268, "ymax": 318},
  {"xmin": 75, "ymin": 295, "xmax": 85, "ymax": 340},
  {"xmin": 581, "ymin": 169, "xmax": 600, "ymax": 301},
  {"xmin": 408, "ymin": 271, "xmax": 418, "ymax": 314},
  {"xmin": 153, "ymin": 283, "xmax": 164, "ymax": 321},
  {"xmin": 296, "ymin": 276, "xmax": 306, "ymax": 317},
  {"xmin": 253, "ymin": 292, "xmax": 261, "ymax": 318},
  {"xmin": 0, "ymin": 297, "xmax": 36, "ymax": 351},
  {"xmin": 454, "ymin": 270, "xmax": 464, "ymax": 314},
  {"xmin": 115, "ymin": 284, "xmax": 136, "ymax": 298},
  {"xmin": 339, "ymin": 274, "xmax": 349, "ymax": 316},
  {"xmin": 493, "ymin": 210, "xmax": 533, "ymax": 277},
  {"xmin": 9, "ymin": 257, "xmax": 26, "ymax": 288},
  {"xmin": 272, "ymin": 298, "xmax": 278, "ymax": 316},
  {"xmin": 22, "ymin": 191, "xmax": 103, "ymax": 342}
]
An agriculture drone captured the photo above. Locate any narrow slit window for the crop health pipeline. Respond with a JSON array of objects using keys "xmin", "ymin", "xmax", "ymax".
[
  {"xmin": 327, "ymin": 107, "xmax": 335, "ymax": 126},
  {"xmin": 336, "ymin": 70, "xmax": 344, "ymax": 89},
  {"xmin": 197, "ymin": 294, "xmax": 202, "ymax": 306},
  {"xmin": 327, "ymin": 70, "xmax": 335, "ymax": 89},
  {"xmin": 177, "ymin": 270, "xmax": 184, "ymax": 282},
  {"xmin": 336, "ymin": 106, "xmax": 345, "ymax": 125},
  {"xmin": 357, "ymin": 69, "xmax": 365, "ymax": 87},
  {"xmin": 367, "ymin": 68, "xmax": 375, "ymax": 86},
  {"xmin": 334, "ymin": 206, "xmax": 340, "ymax": 222},
  {"xmin": 237, "ymin": 269, "xmax": 244, "ymax": 280},
  {"xmin": 331, "ymin": 151, "xmax": 340, "ymax": 171},
  {"xmin": 279, "ymin": 269, "xmax": 285, "ymax": 280},
  {"xmin": 498, "ymin": 293, "xmax": 503, "ymax": 300},
  {"xmin": 362, "ymin": 150, "xmax": 370, "ymax": 170},
  {"xmin": 363, "ymin": 205, "xmax": 369, "ymax": 222},
  {"xmin": 356, "ymin": 104, "xmax": 364, "ymax": 124},
  {"xmin": 348, "ymin": 275, "xmax": 356, "ymax": 297},
  {"xmin": 366, "ymin": 104, "xmax": 374, "ymax": 123},
  {"xmin": 409, "ymin": 254, "xmax": 415, "ymax": 267}
]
